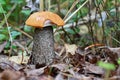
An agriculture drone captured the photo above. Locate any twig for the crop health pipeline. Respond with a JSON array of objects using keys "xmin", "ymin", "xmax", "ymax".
[
  {"xmin": 63, "ymin": 0, "xmax": 79, "ymax": 20},
  {"xmin": 105, "ymin": 31, "xmax": 120, "ymax": 44},
  {"xmin": 56, "ymin": 0, "xmax": 61, "ymax": 14},
  {"xmin": 14, "ymin": 41, "xmax": 30, "ymax": 54},
  {"xmin": 40, "ymin": 0, "xmax": 44, "ymax": 11},
  {"xmin": 54, "ymin": 7, "xmax": 120, "ymax": 34},
  {"xmin": 53, "ymin": 1, "xmax": 68, "ymax": 13},
  {"xmin": 0, "ymin": 4, "xmax": 13, "ymax": 57},
  {"xmin": 0, "ymin": 3, "xmax": 17, "ymax": 27},
  {"xmin": 0, "ymin": 62, "xmax": 17, "ymax": 71},
  {"xmin": 13, "ymin": 27, "xmax": 33, "ymax": 39},
  {"xmin": 64, "ymin": 0, "xmax": 89, "ymax": 23},
  {"xmin": 48, "ymin": 0, "xmax": 51, "ymax": 11}
]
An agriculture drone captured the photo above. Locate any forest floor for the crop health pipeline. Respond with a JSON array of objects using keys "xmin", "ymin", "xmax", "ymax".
[{"xmin": 0, "ymin": 43, "xmax": 120, "ymax": 80}]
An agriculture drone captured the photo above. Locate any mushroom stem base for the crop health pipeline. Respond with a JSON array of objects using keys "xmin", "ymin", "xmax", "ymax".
[{"xmin": 30, "ymin": 26, "xmax": 54, "ymax": 65}]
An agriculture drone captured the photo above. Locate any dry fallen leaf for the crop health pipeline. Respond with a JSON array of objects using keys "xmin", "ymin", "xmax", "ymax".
[
  {"xmin": 65, "ymin": 44, "xmax": 77, "ymax": 55},
  {"xmin": 86, "ymin": 64, "xmax": 105, "ymax": 75},
  {"xmin": 9, "ymin": 55, "xmax": 29, "ymax": 64},
  {"xmin": 26, "ymin": 66, "xmax": 47, "ymax": 76},
  {"xmin": 0, "ymin": 69, "xmax": 23, "ymax": 80},
  {"xmin": 51, "ymin": 63, "xmax": 73, "ymax": 72},
  {"xmin": 0, "ymin": 61, "xmax": 23, "ymax": 71}
]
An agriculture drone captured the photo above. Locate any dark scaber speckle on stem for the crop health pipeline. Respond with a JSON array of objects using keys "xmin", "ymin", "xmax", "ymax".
[{"xmin": 30, "ymin": 26, "xmax": 55, "ymax": 65}]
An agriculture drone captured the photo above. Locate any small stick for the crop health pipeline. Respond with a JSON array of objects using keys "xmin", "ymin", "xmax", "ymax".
[{"xmin": 64, "ymin": 0, "xmax": 89, "ymax": 23}]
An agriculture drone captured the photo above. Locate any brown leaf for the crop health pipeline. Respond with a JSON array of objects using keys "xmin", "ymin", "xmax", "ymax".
[
  {"xmin": 9, "ymin": 56, "xmax": 29, "ymax": 64},
  {"xmin": 39, "ymin": 75, "xmax": 53, "ymax": 80},
  {"xmin": 26, "ymin": 66, "xmax": 47, "ymax": 76},
  {"xmin": 51, "ymin": 63, "xmax": 72, "ymax": 71},
  {"xmin": 0, "ymin": 61, "xmax": 23, "ymax": 71},
  {"xmin": 86, "ymin": 64, "xmax": 105, "ymax": 75},
  {"xmin": 0, "ymin": 69, "xmax": 23, "ymax": 80}
]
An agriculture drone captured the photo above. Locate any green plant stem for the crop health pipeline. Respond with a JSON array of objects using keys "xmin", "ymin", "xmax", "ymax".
[{"xmin": 105, "ymin": 70, "xmax": 110, "ymax": 80}]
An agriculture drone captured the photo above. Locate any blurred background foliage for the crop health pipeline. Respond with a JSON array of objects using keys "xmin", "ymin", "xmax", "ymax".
[{"xmin": 0, "ymin": 0, "xmax": 120, "ymax": 55}]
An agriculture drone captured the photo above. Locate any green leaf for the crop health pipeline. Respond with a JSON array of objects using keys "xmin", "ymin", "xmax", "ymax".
[
  {"xmin": 80, "ymin": 0, "xmax": 85, "ymax": 3},
  {"xmin": 0, "ymin": 29, "xmax": 8, "ymax": 34},
  {"xmin": 0, "ymin": 6, "xmax": 6, "ymax": 13},
  {"xmin": 11, "ymin": 0, "xmax": 23, "ymax": 4},
  {"xmin": 21, "ymin": 10, "xmax": 31, "ymax": 15},
  {"xmin": 11, "ymin": 31, "xmax": 21, "ymax": 39},
  {"xmin": 80, "ymin": 7, "xmax": 88, "ymax": 16},
  {"xmin": 0, "ymin": 0, "xmax": 6, "ymax": 4},
  {"xmin": 12, "ymin": 45, "xmax": 17, "ymax": 49},
  {"xmin": 24, "ymin": 25, "xmax": 33, "ymax": 32},
  {"xmin": 98, "ymin": 61, "xmax": 115, "ymax": 70},
  {"xmin": 0, "ymin": 34, "xmax": 6, "ymax": 41},
  {"xmin": 5, "ymin": 41, "xmax": 10, "ymax": 49},
  {"xmin": 65, "ymin": 28, "xmax": 76, "ymax": 34},
  {"xmin": 54, "ymin": 34, "xmax": 60, "ymax": 42},
  {"xmin": 74, "ymin": 27, "xmax": 80, "ymax": 33},
  {"xmin": 110, "ymin": 12, "xmax": 116, "ymax": 17},
  {"xmin": 117, "ymin": 58, "xmax": 120, "ymax": 64},
  {"xmin": 94, "ymin": 0, "xmax": 102, "ymax": 6}
]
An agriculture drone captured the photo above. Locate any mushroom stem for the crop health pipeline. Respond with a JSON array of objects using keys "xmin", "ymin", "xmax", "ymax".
[{"xmin": 30, "ymin": 26, "xmax": 55, "ymax": 65}]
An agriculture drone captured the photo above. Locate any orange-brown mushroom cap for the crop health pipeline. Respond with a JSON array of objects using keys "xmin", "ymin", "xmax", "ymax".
[{"xmin": 25, "ymin": 11, "xmax": 64, "ymax": 28}]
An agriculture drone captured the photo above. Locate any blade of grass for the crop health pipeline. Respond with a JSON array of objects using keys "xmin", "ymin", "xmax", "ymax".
[
  {"xmin": 48, "ymin": 0, "xmax": 51, "ymax": 11},
  {"xmin": 0, "ymin": 3, "xmax": 13, "ymax": 57},
  {"xmin": 64, "ymin": 0, "xmax": 89, "ymax": 23},
  {"xmin": 63, "ymin": 0, "xmax": 79, "ymax": 20},
  {"xmin": 0, "ymin": 3, "xmax": 17, "ymax": 27},
  {"xmin": 40, "ymin": 0, "xmax": 44, "ymax": 11}
]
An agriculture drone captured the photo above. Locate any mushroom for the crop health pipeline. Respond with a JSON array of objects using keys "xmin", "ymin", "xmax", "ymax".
[{"xmin": 25, "ymin": 11, "xmax": 64, "ymax": 65}]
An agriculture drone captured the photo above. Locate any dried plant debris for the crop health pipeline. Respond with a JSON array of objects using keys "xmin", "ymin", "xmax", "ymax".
[{"xmin": 0, "ymin": 45, "xmax": 119, "ymax": 80}]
